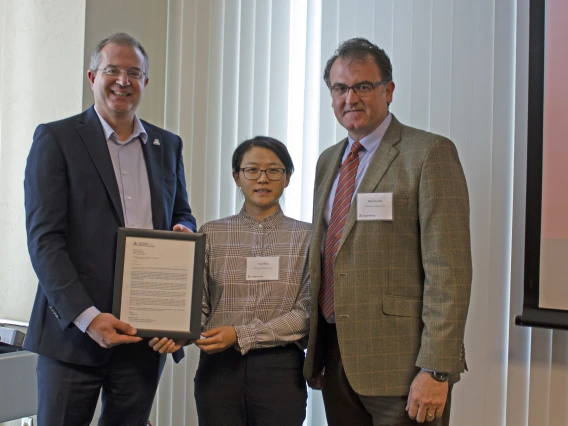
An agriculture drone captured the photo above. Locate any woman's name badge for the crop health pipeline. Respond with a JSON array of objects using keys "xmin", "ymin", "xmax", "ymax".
[
  {"xmin": 356, "ymin": 192, "xmax": 393, "ymax": 221},
  {"xmin": 246, "ymin": 257, "xmax": 279, "ymax": 280}
]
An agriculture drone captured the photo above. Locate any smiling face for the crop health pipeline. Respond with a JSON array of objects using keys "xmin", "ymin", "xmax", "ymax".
[
  {"xmin": 329, "ymin": 56, "xmax": 395, "ymax": 140},
  {"xmin": 87, "ymin": 43, "xmax": 148, "ymax": 124},
  {"xmin": 232, "ymin": 146, "xmax": 291, "ymax": 221}
]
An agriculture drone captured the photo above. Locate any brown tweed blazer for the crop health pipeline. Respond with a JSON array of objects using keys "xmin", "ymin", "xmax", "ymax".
[{"xmin": 303, "ymin": 115, "xmax": 472, "ymax": 396}]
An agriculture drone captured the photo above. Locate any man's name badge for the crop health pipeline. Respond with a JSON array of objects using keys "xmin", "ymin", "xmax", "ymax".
[
  {"xmin": 246, "ymin": 257, "xmax": 279, "ymax": 280},
  {"xmin": 356, "ymin": 192, "xmax": 393, "ymax": 221}
]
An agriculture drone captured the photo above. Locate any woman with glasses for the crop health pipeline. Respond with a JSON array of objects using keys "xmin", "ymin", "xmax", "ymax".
[{"xmin": 154, "ymin": 136, "xmax": 311, "ymax": 425}]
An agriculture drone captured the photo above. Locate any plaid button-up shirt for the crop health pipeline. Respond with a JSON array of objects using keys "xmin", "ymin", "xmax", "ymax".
[{"xmin": 199, "ymin": 206, "xmax": 312, "ymax": 354}]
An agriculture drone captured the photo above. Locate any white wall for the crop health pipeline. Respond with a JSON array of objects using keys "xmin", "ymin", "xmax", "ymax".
[
  {"xmin": 0, "ymin": 5, "xmax": 85, "ymax": 426},
  {"xmin": 0, "ymin": 0, "xmax": 86, "ymax": 323}
]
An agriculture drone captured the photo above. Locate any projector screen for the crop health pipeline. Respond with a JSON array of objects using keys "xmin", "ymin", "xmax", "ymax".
[
  {"xmin": 538, "ymin": 0, "xmax": 568, "ymax": 309},
  {"xmin": 516, "ymin": 0, "xmax": 568, "ymax": 329}
]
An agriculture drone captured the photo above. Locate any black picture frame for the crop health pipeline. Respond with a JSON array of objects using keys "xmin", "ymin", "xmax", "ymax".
[{"xmin": 112, "ymin": 228, "xmax": 205, "ymax": 339}]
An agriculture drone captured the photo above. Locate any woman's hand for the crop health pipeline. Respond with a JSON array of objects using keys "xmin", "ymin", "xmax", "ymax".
[
  {"xmin": 194, "ymin": 326, "xmax": 237, "ymax": 354},
  {"xmin": 307, "ymin": 370, "xmax": 324, "ymax": 390},
  {"xmin": 148, "ymin": 337, "xmax": 189, "ymax": 354}
]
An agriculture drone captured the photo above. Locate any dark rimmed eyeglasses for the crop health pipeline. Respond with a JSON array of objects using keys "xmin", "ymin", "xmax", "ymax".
[
  {"xmin": 330, "ymin": 80, "xmax": 390, "ymax": 99},
  {"xmin": 238, "ymin": 167, "xmax": 287, "ymax": 181}
]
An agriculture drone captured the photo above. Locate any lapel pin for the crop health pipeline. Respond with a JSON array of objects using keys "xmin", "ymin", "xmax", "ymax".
[{"xmin": 153, "ymin": 139, "xmax": 160, "ymax": 146}]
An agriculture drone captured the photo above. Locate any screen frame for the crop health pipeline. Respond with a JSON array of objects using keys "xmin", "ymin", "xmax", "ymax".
[{"xmin": 515, "ymin": 0, "xmax": 568, "ymax": 330}]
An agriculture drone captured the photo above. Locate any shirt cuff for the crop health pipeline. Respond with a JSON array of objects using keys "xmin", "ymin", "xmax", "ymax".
[
  {"xmin": 234, "ymin": 324, "xmax": 256, "ymax": 355},
  {"xmin": 73, "ymin": 306, "xmax": 101, "ymax": 332},
  {"xmin": 421, "ymin": 368, "xmax": 448, "ymax": 374}
]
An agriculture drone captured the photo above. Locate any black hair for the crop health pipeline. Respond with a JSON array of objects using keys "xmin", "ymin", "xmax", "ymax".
[{"xmin": 232, "ymin": 136, "xmax": 294, "ymax": 174}]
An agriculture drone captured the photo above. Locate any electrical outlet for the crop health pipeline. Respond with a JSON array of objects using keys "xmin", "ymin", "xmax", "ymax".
[{"xmin": 21, "ymin": 417, "xmax": 33, "ymax": 426}]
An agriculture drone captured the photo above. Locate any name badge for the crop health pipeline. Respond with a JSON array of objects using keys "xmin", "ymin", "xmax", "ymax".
[
  {"xmin": 246, "ymin": 257, "xmax": 279, "ymax": 280},
  {"xmin": 356, "ymin": 192, "xmax": 393, "ymax": 221}
]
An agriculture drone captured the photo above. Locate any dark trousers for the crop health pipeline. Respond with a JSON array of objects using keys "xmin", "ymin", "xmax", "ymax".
[
  {"xmin": 321, "ymin": 322, "xmax": 453, "ymax": 426},
  {"xmin": 36, "ymin": 341, "xmax": 166, "ymax": 426},
  {"xmin": 194, "ymin": 345, "xmax": 307, "ymax": 426}
]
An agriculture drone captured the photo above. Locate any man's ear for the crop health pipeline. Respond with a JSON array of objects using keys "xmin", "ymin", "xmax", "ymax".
[
  {"xmin": 87, "ymin": 69, "xmax": 96, "ymax": 89},
  {"xmin": 384, "ymin": 80, "xmax": 395, "ymax": 104}
]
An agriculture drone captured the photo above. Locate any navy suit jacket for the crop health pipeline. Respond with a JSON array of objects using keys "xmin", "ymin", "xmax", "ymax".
[{"xmin": 24, "ymin": 106, "xmax": 196, "ymax": 366}]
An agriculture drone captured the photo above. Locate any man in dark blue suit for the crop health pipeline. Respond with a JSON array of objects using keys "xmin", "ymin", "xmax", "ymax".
[{"xmin": 23, "ymin": 32, "xmax": 196, "ymax": 426}]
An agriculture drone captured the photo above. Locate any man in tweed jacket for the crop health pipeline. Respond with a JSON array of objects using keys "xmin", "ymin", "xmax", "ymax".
[{"xmin": 303, "ymin": 38, "xmax": 472, "ymax": 426}]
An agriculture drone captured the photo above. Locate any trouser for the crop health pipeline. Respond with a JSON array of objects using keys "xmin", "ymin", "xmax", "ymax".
[
  {"xmin": 321, "ymin": 322, "xmax": 453, "ymax": 426},
  {"xmin": 36, "ymin": 341, "xmax": 165, "ymax": 426},
  {"xmin": 194, "ymin": 345, "xmax": 307, "ymax": 426}
]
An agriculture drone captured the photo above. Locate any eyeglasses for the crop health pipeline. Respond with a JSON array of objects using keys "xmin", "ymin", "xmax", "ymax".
[
  {"xmin": 239, "ymin": 167, "xmax": 287, "ymax": 181},
  {"xmin": 330, "ymin": 80, "xmax": 390, "ymax": 99},
  {"xmin": 96, "ymin": 66, "xmax": 146, "ymax": 80}
]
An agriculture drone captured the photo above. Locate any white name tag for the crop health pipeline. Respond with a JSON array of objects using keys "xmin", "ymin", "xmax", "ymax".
[
  {"xmin": 356, "ymin": 192, "xmax": 393, "ymax": 221},
  {"xmin": 246, "ymin": 257, "xmax": 279, "ymax": 280}
]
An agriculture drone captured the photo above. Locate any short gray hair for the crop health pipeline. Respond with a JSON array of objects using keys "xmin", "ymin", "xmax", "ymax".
[{"xmin": 89, "ymin": 32, "xmax": 149, "ymax": 77}]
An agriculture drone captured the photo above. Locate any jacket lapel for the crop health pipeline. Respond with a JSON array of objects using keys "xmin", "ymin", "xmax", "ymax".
[
  {"xmin": 313, "ymin": 139, "xmax": 347, "ymax": 229},
  {"xmin": 336, "ymin": 116, "xmax": 402, "ymax": 252},
  {"xmin": 77, "ymin": 106, "xmax": 125, "ymax": 226},
  {"xmin": 141, "ymin": 125, "xmax": 164, "ymax": 230},
  {"xmin": 311, "ymin": 139, "xmax": 347, "ymax": 288}
]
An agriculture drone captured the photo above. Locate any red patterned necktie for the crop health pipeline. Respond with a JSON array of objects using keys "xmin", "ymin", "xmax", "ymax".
[{"xmin": 319, "ymin": 141, "xmax": 364, "ymax": 319}]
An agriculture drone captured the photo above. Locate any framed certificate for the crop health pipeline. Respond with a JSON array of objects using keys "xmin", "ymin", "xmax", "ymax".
[{"xmin": 112, "ymin": 228, "xmax": 205, "ymax": 339}]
